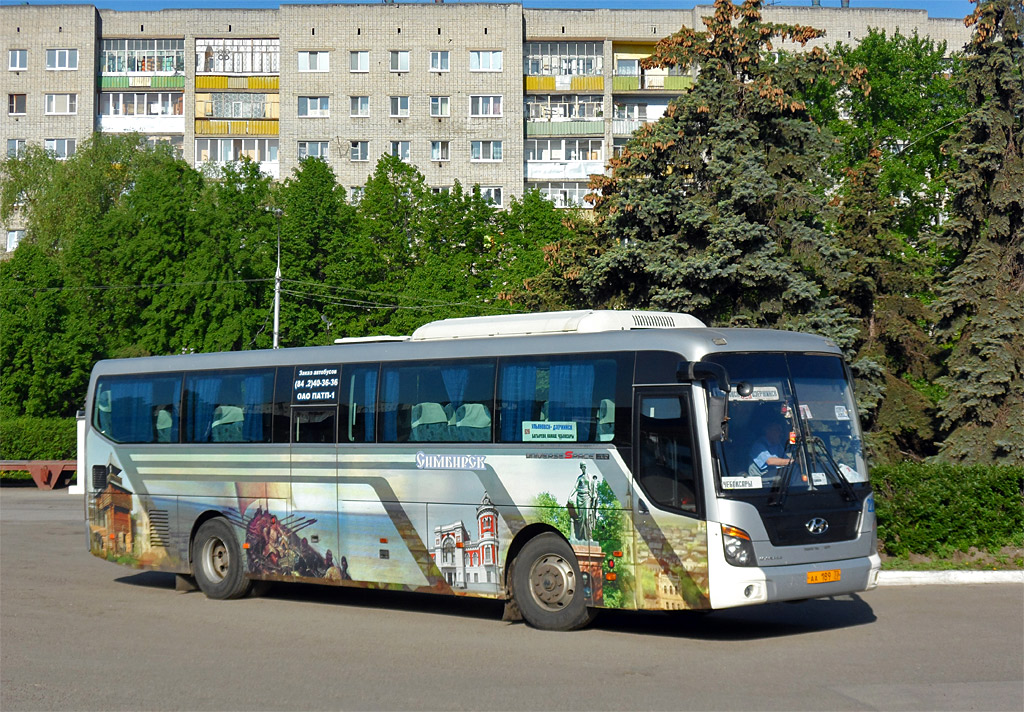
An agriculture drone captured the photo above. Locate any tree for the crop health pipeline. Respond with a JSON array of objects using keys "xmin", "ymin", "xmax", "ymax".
[
  {"xmin": 933, "ymin": 0, "xmax": 1024, "ymax": 464},
  {"xmin": 584, "ymin": 0, "xmax": 861, "ymax": 351}
]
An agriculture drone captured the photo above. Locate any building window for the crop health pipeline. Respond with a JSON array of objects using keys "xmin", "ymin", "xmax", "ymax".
[
  {"xmin": 430, "ymin": 96, "xmax": 450, "ymax": 117},
  {"xmin": 615, "ymin": 58, "xmax": 640, "ymax": 77},
  {"xmin": 525, "ymin": 94, "xmax": 603, "ymax": 120},
  {"xmin": 7, "ymin": 139, "xmax": 27, "ymax": 158},
  {"xmin": 390, "ymin": 50, "xmax": 409, "ymax": 73},
  {"xmin": 8, "ymin": 94, "xmax": 26, "ymax": 115},
  {"xmin": 44, "ymin": 93, "xmax": 78, "ymax": 115},
  {"xmin": 44, "ymin": 138, "xmax": 76, "ymax": 159},
  {"xmin": 613, "ymin": 102, "xmax": 647, "ymax": 121},
  {"xmin": 470, "ymin": 95, "xmax": 502, "ymax": 117},
  {"xmin": 523, "ymin": 42, "xmax": 603, "ymax": 76},
  {"xmin": 350, "ymin": 51, "xmax": 369, "ymax": 72},
  {"xmin": 470, "ymin": 50, "xmax": 502, "ymax": 72},
  {"xmin": 389, "ymin": 96, "xmax": 409, "ymax": 117},
  {"xmin": 431, "ymin": 186, "xmax": 451, "ymax": 195},
  {"xmin": 46, "ymin": 49, "xmax": 78, "ymax": 70},
  {"xmin": 431, "ymin": 140, "xmax": 450, "ymax": 161},
  {"xmin": 350, "ymin": 140, "xmax": 368, "ymax": 161},
  {"xmin": 6, "ymin": 230, "xmax": 25, "ymax": 252},
  {"xmin": 8, "ymin": 50, "xmax": 27, "ymax": 71},
  {"xmin": 479, "ymin": 186, "xmax": 503, "ymax": 207},
  {"xmin": 350, "ymin": 96, "xmax": 369, "ymax": 117},
  {"xmin": 195, "ymin": 138, "xmax": 279, "ymax": 164},
  {"xmin": 525, "ymin": 138, "xmax": 603, "ymax": 162},
  {"xmin": 102, "ymin": 92, "xmax": 184, "ymax": 117},
  {"xmin": 103, "ymin": 39, "xmax": 185, "ymax": 74},
  {"xmin": 195, "ymin": 38, "xmax": 279, "ymax": 74},
  {"xmin": 613, "ymin": 137, "xmax": 629, "ymax": 158},
  {"xmin": 532, "ymin": 181, "xmax": 596, "ymax": 209},
  {"xmin": 195, "ymin": 92, "xmax": 276, "ymax": 119},
  {"xmin": 298, "ymin": 141, "xmax": 329, "ymax": 160},
  {"xmin": 471, "ymin": 140, "xmax": 502, "ymax": 161},
  {"xmin": 298, "ymin": 51, "xmax": 329, "ymax": 72},
  {"xmin": 298, "ymin": 96, "xmax": 329, "ymax": 118},
  {"xmin": 430, "ymin": 50, "xmax": 449, "ymax": 72},
  {"xmin": 349, "ymin": 186, "xmax": 364, "ymax": 203},
  {"xmin": 390, "ymin": 141, "xmax": 410, "ymax": 161},
  {"xmin": 145, "ymin": 135, "xmax": 184, "ymax": 157}
]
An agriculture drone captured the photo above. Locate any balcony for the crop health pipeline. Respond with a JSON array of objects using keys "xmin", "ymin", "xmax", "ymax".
[
  {"xmin": 525, "ymin": 160, "xmax": 606, "ymax": 181},
  {"xmin": 612, "ymin": 74, "xmax": 693, "ymax": 92},
  {"xmin": 194, "ymin": 119, "xmax": 279, "ymax": 135},
  {"xmin": 100, "ymin": 76, "xmax": 186, "ymax": 89},
  {"xmin": 524, "ymin": 76, "xmax": 604, "ymax": 92},
  {"xmin": 196, "ymin": 76, "xmax": 280, "ymax": 90},
  {"xmin": 100, "ymin": 115, "xmax": 186, "ymax": 134},
  {"xmin": 525, "ymin": 120, "xmax": 605, "ymax": 137}
]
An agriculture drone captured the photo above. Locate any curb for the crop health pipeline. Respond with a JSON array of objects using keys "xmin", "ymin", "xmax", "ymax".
[{"xmin": 879, "ymin": 570, "xmax": 1024, "ymax": 586}]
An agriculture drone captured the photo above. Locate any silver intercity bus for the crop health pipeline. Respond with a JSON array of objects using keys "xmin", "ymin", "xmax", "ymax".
[{"xmin": 84, "ymin": 310, "xmax": 879, "ymax": 630}]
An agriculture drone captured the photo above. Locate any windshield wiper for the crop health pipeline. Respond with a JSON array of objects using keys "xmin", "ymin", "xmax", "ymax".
[
  {"xmin": 766, "ymin": 457, "xmax": 797, "ymax": 507},
  {"xmin": 808, "ymin": 436, "xmax": 858, "ymax": 502}
]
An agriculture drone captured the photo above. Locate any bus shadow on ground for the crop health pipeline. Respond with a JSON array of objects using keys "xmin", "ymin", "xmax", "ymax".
[{"xmin": 114, "ymin": 571, "xmax": 875, "ymax": 638}]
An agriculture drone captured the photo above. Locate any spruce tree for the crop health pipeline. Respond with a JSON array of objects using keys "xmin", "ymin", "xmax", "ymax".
[
  {"xmin": 584, "ymin": 0, "xmax": 861, "ymax": 349},
  {"xmin": 934, "ymin": 0, "xmax": 1024, "ymax": 464}
]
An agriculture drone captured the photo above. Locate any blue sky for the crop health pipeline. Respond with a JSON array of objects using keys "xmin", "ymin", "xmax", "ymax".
[{"xmin": 1, "ymin": 0, "xmax": 978, "ymax": 21}]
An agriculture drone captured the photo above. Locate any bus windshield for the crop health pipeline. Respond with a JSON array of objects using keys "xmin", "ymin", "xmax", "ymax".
[{"xmin": 708, "ymin": 352, "xmax": 868, "ymax": 498}]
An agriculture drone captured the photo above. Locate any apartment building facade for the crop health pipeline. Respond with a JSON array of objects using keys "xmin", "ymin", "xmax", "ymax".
[{"xmin": 1, "ymin": 2, "xmax": 972, "ymax": 253}]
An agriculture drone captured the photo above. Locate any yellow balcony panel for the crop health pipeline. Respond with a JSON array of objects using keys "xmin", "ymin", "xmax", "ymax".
[
  {"xmin": 195, "ymin": 119, "xmax": 231, "ymax": 134},
  {"xmin": 227, "ymin": 77, "xmax": 248, "ymax": 89},
  {"xmin": 570, "ymin": 76, "xmax": 604, "ymax": 92},
  {"xmin": 613, "ymin": 76, "xmax": 640, "ymax": 92},
  {"xmin": 249, "ymin": 76, "xmax": 279, "ymax": 90},
  {"xmin": 524, "ymin": 76, "xmax": 556, "ymax": 92},
  {"xmin": 196, "ymin": 76, "xmax": 229, "ymax": 89}
]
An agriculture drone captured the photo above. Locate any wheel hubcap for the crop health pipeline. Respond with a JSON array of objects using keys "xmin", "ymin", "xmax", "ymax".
[
  {"xmin": 529, "ymin": 554, "xmax": 576, "ymax": 611},
  {"xmin": 202, "ymin": 537, "xmax": 229, "ymax": 582}
]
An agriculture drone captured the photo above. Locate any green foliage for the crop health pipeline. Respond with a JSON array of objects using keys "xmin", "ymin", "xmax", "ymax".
[
  {"xmin": 933, "ymin": 0, "xmax": 1024, "ymax": 465},
  {"xmin": 0, "ymin": 417, "xmax": 77, "ymax": 460},
  {"xmin": 873, "ymin": 463, "xmax": 1024, "ymax": 556},
  {"xmin": 532, "ymin": 492, "xmax": 571, "ymax": 539}
]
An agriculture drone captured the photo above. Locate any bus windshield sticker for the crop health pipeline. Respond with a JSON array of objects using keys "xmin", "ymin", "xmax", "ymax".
[
  {"xmin": 415, "ymin": 451, "xmax": 487, "ymax": 471},
  {"xmin": 811, "ymin": 472, "xmax": 828, "ymax": 486},
  {"xmin": 522, "ymin": 421, "xmax": 578, "ymax": 442},
  {"xmin": 728, "ymin": 386, "xmax": 780, "ymax": 401},
  {"xmin": 293, "ymin": 365, "xmax": 340, "ymax": 403},
  {"xmin": 799, "ymin": 404, "xmax": 813, "ymax": 420},
  {"xmin": 722, "ymin": 476, "xmax": 763, "ymax": 490},
  {"xmin": 834, "ymin": 405, "xmax": 850, "ymax": 420}
]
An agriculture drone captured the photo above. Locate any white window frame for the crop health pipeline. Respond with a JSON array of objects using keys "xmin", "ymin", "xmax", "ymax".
[
  {"xmin": 7, "ymin": 139, "xmax": 27, "ymax": 159},
  {"xmin": 389, "ymin": 96, "xmax": 410, "ymax": 118},
  {"xmin": 479, "ymin": 186, "xmax": 503, "ymax": 207},
  {"xmin": 44, "ymin": 93, "xmax": 78, "ymax": 115},
  {"xmin": 390, "ymin": 140, "xmax": 410, "ymax": 161},
  {"xmin": 44, "ymin": 138, "xmax": 76, "ymax": 159},
  {"xmin": 470, "ymin": 95, "xmax": 502, "ymax": 117},
  {"xmin": 350, "ymin": 140, "xmax": 369, "ymax": 162},
  {"xmin": 350, "ymin": 51, "xmax": 369, "ymax": 73},
  {"xmin": 46, "ymin": 49, "xmax": 78, "ymax": 70},
  {"xmin": 8, "ymin": 50, "xmax": 27, "ymax": 71},
  {"xmin": 298, "ymin": 96, "xmax": 330, "ymax": 118},
  {"xmin": 430, "ymin": 96, "xmax": 450, "ymax": 118},
  {"xmin": 430, "ymin": 50, "xmax": 449, "ymax": 72},
  {"xmin": 349, "ymin": 186, "xmax": 364, "ymax": 203},
  {"xmin": 6, "ymin": 229, "xmax": 26, "ymax": 252},
  {"xmin": 431, "ymin": 140, "xmax": 450, "ymax": 162},
  {"xmin": 194, "ymin": 138, "xmax": 279, "ymax": 164},
  {"xmin": 298, "ymin": 141, "xmax": 329, "ymax": 160},
  {"xmin": 350, "ymin": 96, "xmax": 369, "ymax": 117},
  {"xmin": 298, "ymin": 51, "xmax": 329, "ymax": 72},
  {"xmin": 471, "ymin": 140, "xmax": 502, "ymax": 162},
  {"xmin": 470, "ymin": 50, "xmax": 502, "ymax": 72},
  {"xmin": 390, "ymin": 50, "xmax": 409, "ymax": 73},
  {"xmin": 8, "ymin": 94, "xmax": 26, "ymax": 116}
]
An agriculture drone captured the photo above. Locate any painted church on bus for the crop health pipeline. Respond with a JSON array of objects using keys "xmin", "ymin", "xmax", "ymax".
[{"xmin": 432, "ymin": 493, "xmax": 500, "ymax": 592}]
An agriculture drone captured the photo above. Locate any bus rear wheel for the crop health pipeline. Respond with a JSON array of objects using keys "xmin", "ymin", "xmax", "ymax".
[
  {"xmin": 512, "ymin": 533, "xmax": 595, "ymax": 631},
  {"xmin": 192, "ymin": 518, "xmax": 252, "ymax": 600}
]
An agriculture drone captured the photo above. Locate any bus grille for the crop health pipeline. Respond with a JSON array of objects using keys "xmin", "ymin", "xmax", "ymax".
[
  {"xmin": 763, "ymin": 508, "xmax": 861, "ymax": 546},
  {"xmin": 148, "ymin": 509, "xmax": 171, "ymax": 548}
]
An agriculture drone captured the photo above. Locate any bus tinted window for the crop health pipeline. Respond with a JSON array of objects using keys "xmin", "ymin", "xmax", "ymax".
[
  {"xmin": 498, "ymin": 354, "xmax": 631, "ymax": 443},
  {"xmin": 381, "ymin": 360, "xmax": 496, "ymax": 443},
  {"xmin": 340, "ymin": 364, "xmax": 378, "ymax": 443},
  {"xmin": 93, "ymin": 374, "xmax": 182, "ymax": 444},
  {"xmin": 293, "ymin": 407, "xmax": 337, "ymax": 443},
  {"xmin": 184, "ymin": 369, "xmax": 276, "ymax": 443}
]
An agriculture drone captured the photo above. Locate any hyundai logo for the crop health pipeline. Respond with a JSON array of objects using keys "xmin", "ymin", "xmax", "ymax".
[{"xmin": 805, "ymin": 517, "xmax": 829, "ymax": 535}]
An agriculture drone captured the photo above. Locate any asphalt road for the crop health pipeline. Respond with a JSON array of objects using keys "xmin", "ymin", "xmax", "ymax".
[{"xmin": 2, "ymin": 486, "xmax": 1021, "ymax": 712}]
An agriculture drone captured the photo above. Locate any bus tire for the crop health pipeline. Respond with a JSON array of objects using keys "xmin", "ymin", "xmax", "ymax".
[
  {"xmin": 511, "ymin": 533, "xmax": 594, "ymax": 631},
  {"xmin": 191, "ymin": 518, "xmax": 252, "ymax": 600}
]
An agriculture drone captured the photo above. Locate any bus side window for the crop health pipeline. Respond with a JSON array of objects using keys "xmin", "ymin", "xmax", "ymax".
[
  {"xmin": 636, "ymin": 394, "xmax": 698, "ymax": 514},
  {"xmin": 293, "ymin": 407, "xmax": 337, "ymax": 443},
  {"xmin": 185, "ymin": 369, "xmax": 274, "ymax": 443},
  {"xmin": 340, "ymin": 364, "xmax": 378, "ymax": 443},
  {"xmin": 381, "ymin": 360, "xmax": 495, "ymax": 443},
  {"xmin": 93, "ymin": 374, "xmax": 182, "ymax": 444}
]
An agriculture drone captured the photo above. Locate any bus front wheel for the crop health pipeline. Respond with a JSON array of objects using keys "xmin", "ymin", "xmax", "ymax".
[
  {"xmin": 512, "ymin": 533, "xmax": 595, "ymax": 631},
  {"xmin": 191, "ymin": 518, "xmax": 252, "ymax": 600}
]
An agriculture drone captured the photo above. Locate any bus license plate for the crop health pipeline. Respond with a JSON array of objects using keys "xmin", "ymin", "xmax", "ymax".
[{"xmin": 807, "ymin": 569, "xmax": 841, "ymax": 584}]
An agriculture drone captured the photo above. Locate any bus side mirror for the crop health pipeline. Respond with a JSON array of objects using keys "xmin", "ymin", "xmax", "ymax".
[
  {"xmin": 677, "ymin": 362, "xmax": 735, "ymax": 443},
  {"xmin": 707, "ymin": 390, "xmax": 728, "ymax": 442}
]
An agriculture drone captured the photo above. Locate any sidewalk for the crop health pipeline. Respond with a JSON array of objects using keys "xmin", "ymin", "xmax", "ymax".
[{"xmin": 879, "ymin": 570, "xmax": 1024, "ymax": 585}]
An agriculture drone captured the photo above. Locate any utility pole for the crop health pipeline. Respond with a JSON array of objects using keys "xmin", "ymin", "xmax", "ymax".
[{"xmin": 272, "ymin": 208, "xmax": 282, "ymax": 349}]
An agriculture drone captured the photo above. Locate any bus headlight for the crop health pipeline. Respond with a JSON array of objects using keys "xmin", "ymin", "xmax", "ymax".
[{"xmin": 722, "ymin": 524, "xmax": 756, "ymax": 567}]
